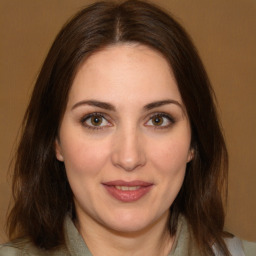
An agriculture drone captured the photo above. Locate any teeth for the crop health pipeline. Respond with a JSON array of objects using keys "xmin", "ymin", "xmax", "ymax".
[{"xmin": 115, "ymin": 186, "xmax": 141, "ymax": 191}]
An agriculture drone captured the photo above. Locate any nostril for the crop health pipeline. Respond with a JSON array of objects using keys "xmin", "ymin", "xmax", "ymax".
[
  {"xmin": 113, "ymin": 157, "xmax": 146, "ymax": 172},
  {"xmin": 111, "ymin": 147, "xmax": 146, "ymax": 171}
]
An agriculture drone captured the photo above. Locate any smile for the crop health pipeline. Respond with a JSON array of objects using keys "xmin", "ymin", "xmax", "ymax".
[{"xmin": 102, "ymin": 180, "xmax": 153, "ymax": 202}]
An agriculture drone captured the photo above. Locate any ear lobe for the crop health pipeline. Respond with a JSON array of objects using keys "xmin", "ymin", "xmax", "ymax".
[
  {"xmin": 187, "ymin": 148, "xmax": 194, "ymax": 163},
  {"xmin": 55, "ymin": 139, "xmax": 64, "ymax": 162}
]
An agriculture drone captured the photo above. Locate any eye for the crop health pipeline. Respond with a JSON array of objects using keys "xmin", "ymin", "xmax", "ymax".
[
  {"xmin": 81, "ymin": 113, "xmax": 111, "ymax": 129},
  {"xmin": 145, "ymin": 113, "xmax": 174, "ymax": 128}
]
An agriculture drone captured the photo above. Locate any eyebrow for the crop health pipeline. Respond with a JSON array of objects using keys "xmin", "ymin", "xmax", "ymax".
[
  {"xmin": 143, "ymin": 100, "xmax": 184, "ymax": 111},
  {"xmin": 72, "ymin": 100, "xmax": 116, "ymax": 111},
  {"xmin": 71, "ymin": 99, "xmax": 183, "ymax": 112}
]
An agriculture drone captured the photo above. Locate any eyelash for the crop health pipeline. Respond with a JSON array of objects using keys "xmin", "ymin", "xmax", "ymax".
[{"xmin": 80, "ymin": 112, "xmax": 175, "ymax": 130}]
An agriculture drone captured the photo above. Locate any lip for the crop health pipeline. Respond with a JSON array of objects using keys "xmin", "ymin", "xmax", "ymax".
[{"xmin": 102, "ymin": 180, "xmax": 153, "ymax": 202}]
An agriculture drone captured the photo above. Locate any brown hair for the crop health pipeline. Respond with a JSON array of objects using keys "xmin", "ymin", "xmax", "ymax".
[{"xmin": 8, "ymin": 0, "xmax": 229, "ymax": 255}]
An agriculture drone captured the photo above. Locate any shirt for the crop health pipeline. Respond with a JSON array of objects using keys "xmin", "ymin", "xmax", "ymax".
[{"xmin": 0, "ymin": 215, "xmax": 255, "ymax": 256}]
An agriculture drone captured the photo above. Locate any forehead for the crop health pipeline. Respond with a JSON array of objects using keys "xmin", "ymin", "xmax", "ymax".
[{"xmin": 67, "ymin": 43, "xmax": 183, "ymax": 108}]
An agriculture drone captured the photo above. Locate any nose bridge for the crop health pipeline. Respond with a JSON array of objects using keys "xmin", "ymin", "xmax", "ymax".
[{"xmin": 111, "ymin": 124, "xmax": 146, "ymax": 171}]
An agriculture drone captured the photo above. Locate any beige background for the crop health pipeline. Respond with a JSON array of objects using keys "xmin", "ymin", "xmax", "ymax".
[{"xmin": 0, "ymin": 0, "xmax": 255, "ymax": 243}]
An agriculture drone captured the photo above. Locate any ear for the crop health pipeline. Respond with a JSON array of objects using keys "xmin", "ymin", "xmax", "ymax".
[
  {"xmin": 187, "ymin": 148, "xmax": 194, "ymax": 163},
  {"xmin": 55, "ymin": 138, "xmax": 64, "ymax": 162}
]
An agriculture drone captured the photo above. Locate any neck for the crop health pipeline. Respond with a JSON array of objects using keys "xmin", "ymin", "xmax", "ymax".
[{"xmin": 76, "ymin": 211, "xmax": 174, "ymax": 256}]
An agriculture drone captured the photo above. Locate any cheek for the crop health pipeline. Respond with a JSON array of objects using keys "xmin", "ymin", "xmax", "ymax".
[
  {"xmin": 149, "ymin": 137, "xmax": 190, "ymax": 174},
  {"xmin": 60, "ymin": 134, "xmax": 111, "ymax": 176}
]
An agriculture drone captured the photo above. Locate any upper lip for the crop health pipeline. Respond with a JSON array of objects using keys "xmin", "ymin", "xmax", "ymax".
[{"xmin": 102, "ymin": 180, "xmax": 153, "ymax": 186}]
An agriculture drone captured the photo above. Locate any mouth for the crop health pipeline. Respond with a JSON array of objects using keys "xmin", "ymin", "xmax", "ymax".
[
  {"xmin": 102, "ymin": 180, "xmax": 153, "ymax": 202},
  {"xmin": 114, "ymin": 185, "xmax": 141, "ymax": 191}
]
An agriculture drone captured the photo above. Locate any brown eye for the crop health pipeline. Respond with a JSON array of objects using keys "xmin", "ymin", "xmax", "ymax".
[
  {"xmin": 152, "ymin": 116, "xmax": 163, "ymax": 126},
  {"xmin": 90, "ymin": 116, "xmax": 103, "ymax": 126},
  {"xmin": 145, "ymin": 113, "xmax": 174, "ymax": 128},
  {"xmin": 82, "ymin": 113, "xmax": 110, "ymax": 129}
]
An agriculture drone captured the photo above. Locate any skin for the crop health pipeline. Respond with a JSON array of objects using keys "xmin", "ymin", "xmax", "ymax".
[{"xmin": 55, "ymin": 44, "xmax": 193, "ymax": 256}]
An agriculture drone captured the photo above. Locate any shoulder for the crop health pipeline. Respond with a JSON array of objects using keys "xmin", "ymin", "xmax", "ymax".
[
  {"xmin": 0, "ymin": 238, "xmax": 69, "ymax": 256},
  {"xmin": 242, "ymin": 240, "xmax": 256, "ymax": 256},
  {"xmin": 218, "ymin": 237, "xmax": 256, "ymax": 256},
  {"xmin": 223, "ymin": 236, "xmax": 245, "ymax": 256},
  {"xmin": 212, "ymin": 235, "xmax": 256, "ymax": 256},
  {"xmin": 0, "ymin": 239, "xmax": 39, "ymax": 256}
]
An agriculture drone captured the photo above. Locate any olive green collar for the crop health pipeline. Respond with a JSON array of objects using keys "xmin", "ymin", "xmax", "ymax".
[{"xmin": 64, "ymin": 215, "xmax": 200, "ymax": 256}]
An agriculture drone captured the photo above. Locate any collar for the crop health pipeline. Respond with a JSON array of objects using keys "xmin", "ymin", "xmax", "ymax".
[{"xmin": 64, "ymin": 215, "xmax": 200, "ymax": 256}]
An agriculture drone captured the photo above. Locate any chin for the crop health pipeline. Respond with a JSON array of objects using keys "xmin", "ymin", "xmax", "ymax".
[
  {"xmin": 101, "ymin": 210, "xmax": 162, "ymax": 234},
  {"xmin": 107, "ymin": 220, "xmax": 151, "ymax": 234}
]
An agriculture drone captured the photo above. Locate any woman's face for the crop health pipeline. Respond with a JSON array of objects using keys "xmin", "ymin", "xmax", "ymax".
[{"xmin": 55, "ymin": 44, "xmax": 193, "ymax": 234}]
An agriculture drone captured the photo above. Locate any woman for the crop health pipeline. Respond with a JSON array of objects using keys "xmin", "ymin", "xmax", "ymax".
[{"xmin": 0, "ymin": 0, "xmax": 253, "ymax": 255}]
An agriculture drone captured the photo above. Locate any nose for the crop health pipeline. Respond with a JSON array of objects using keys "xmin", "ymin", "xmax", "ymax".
[{"xmin": 111, "ymin": 127, "xmax": 146, "ymax": 172}]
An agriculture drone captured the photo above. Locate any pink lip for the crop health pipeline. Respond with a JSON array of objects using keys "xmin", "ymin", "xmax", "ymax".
[{"xmin": 102, "ymin": 180, "xmax": 153, "ymax": 202}]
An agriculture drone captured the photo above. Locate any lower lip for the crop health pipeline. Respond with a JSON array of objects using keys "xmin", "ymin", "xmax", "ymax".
[{"xmin": 103, "ymin": 185, "xmax": 153, "ymax": 202}]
